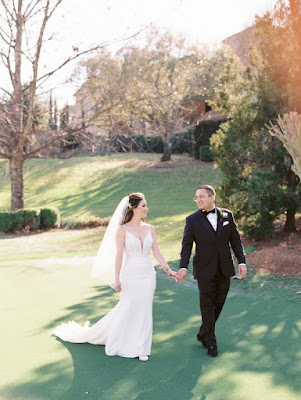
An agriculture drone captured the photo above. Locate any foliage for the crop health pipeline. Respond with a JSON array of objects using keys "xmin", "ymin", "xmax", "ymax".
[
  {"xmin": 61, "ymin": 216, "xmax": 110, "ymax": 229},
  {"xmin": 193, "ymin": 118, "xmax": 227, "ymax": 159},
  {"xmin": 211, "ymin": 99, "xmax": 301, "ymax": 239},
  {"xmin": 199, "ymin": 145, "xmax": 213, "ymax": 162},
  {"xmin": 106, "ymin": 131, "xmax": 193, "ymax": 154},
  {"xmin": 0, "ymin": 207, "xmax": 60, "ymax": 232},
  {"xmin": 251, "ymin": 0, "xmax": 301, "ymax": 113},
  {"xmin": 77, "ymin": 29, "xmax": 229, "ymax": 161},
  {"xmin": 253, "ymin": 1, "xmax": 301, "ymax": 182},
  {"xmin": 18, "ymin": 208, "xmax": 41, "ymax": 230},
  {"xmin": 0, "ymin": 211, "xmax": 23, "ymax": 233},
  {"xmin": 40, "ymin": 207, "xmax": 61, "ymax": 229},
  {"xmin": 170, "ymin": 130, "xmax": 194, "ymax": 155},
  {"xmin": 210, "ymin": 6, "xmax": 301, "ymax": 239}
]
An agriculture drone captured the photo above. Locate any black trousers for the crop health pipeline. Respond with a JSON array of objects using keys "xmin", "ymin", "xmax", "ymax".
[{"xmin": 197, "ymin": 265, "xmax": 230, "ymax": 346}]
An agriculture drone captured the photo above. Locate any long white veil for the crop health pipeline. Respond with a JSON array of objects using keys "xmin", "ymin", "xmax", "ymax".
[{"xmin": 91, "ymin": 196, "xmax": 129, "ymax": 287}]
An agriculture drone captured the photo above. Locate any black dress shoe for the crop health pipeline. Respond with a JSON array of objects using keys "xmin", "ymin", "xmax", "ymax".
[
  {"xmin": 207, "ymin": 345, "xmax": 218, "ymax": 357},
  {"xmin": 196, "ymin": 333, "xmax": 207, "ymax": 348}
]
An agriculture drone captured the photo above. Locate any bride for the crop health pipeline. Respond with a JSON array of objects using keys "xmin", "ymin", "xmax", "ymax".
[{"xmin": 54, "ymin": 193, "xmax": 177, "ymax": 361}]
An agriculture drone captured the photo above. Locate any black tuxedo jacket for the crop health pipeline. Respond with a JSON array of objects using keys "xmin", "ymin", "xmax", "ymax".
[{"xmin": 179, "ymin": 207, "xmax": 246, "ymax": 280}]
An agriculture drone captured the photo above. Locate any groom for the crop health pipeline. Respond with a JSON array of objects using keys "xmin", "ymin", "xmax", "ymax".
[{"xmin": 177, "ymin": 185, "xmax": 247, "ymax": 357}]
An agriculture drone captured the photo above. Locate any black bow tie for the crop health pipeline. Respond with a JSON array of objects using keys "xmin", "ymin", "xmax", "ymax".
[{"xmin": 203, "ymin": 208, "xmax": 215, "ymax": 216}]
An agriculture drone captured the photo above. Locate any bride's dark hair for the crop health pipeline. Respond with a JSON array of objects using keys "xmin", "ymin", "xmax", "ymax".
[{"xmin": 122, "ymin": 192, "xmax": 145, "ymax": 224}]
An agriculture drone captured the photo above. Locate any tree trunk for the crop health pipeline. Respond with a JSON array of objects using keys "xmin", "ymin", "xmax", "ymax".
[
  {"xmin": 283, "ymin": 207, "xmax": 297, "ymax": 232},
  {"xmin": 9, "ymin": 156, "xmax": 24, "ymax": 211},
  {"xmin": 161, "ymin": 134, "xmax": 171, "ymax": 162}
]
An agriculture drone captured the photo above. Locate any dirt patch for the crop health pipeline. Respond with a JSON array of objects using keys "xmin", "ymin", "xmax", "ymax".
[{"xmin": 244, "ymin": 216, "xmax": 301, "ymax": 277}]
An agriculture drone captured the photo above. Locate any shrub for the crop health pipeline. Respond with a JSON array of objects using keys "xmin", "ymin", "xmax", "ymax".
[
  {"xmin": 148, "ymin": 136, "xmax": 164, "ymax": 153},
  {"xmin": 199, "ymin": 145, "xmax": 214, "ymax": 162},
  {"xmin": 194, "ymin": 119, "xmax": 227, "ymax": 159},
  {"xmin": 0, "ymin": 211, "xmax": 23, "ymax": 233},
  {"xmin": 40, "ymin": 207, "xmax": 61, "ymax": 229},
  {"xmin": 132, "ymin": 135, "xmax": 148, "ymax": 152},
  {"xmin": 242, "ymin": 212, "xmax": 275, "ymax": 241},
  {"xmin": 17, "ymin": 208, "xmax": 41, "ymax": 230},
  {"xmin": 61, "ymin": 216, "xmax": 110, "ymax": 229},
  {"xmin": 0, "ymin": 207, "xmax": 60, "ymax": 233},
  {"xmin": 171, "ymin": 130, "xmax": 194, "ymax": 155}
]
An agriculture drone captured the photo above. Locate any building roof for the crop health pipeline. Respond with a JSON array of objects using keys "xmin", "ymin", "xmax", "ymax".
[{"xmin": 223, "ymin": 25, "xmax": 256, "ymax": 67}]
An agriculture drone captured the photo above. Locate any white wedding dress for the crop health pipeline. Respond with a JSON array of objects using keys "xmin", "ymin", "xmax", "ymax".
[{"xmin": 54, "ymin": 225, "xmax": 156, "ymax": 358}]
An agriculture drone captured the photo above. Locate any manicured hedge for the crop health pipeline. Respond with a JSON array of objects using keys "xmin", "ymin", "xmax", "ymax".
[
  {"xmin": 0, "ymin": 207, "xmax": 60, "ymax": 233},
  {"xmin": 0, "ymin": 212, "xmax": 23, "ymax": 233},
  {"xmin": 17, "ymin": 208, "xmax": 41, "ymax": 230},
  {"xmin": 199, "ymin": 145, "xmax": 214, "ymax": 162},
  {"xmin": 40, "ymin": 207, "xmax": 60, "ymax": 229}
]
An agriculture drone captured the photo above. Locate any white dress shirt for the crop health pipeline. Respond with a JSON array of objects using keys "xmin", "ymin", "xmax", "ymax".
[{"xmin": 205, "ymin": 208, "xmax": 217, "ymax": 231}]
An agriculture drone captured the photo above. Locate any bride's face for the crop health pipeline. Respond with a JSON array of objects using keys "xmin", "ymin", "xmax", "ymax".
[{"xmin": 134, "ymin": 199, "xmax": 149, "ymax": 219}]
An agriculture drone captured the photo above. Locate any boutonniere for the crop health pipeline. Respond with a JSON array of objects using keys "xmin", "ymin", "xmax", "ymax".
[{"xmin": 219, "ymin": 210, "xmax": 228, "ymax": 219}]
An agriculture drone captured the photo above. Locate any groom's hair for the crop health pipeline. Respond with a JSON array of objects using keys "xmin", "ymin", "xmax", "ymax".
[{"xmin": 197, "ymin": 185, "xmax": 216, "ymax": 197}]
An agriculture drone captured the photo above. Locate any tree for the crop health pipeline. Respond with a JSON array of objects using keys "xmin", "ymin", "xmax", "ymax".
[
  {"xmin": 76, "ymin": 29, "xmax": 226, "ymax": 161},
  {"xmin": 0, "ymin": 0, "xmax": 136, "ymax": 210},
  {"xmin": 211, "ymin": 44, "xmax": 300, "ymax": 239},
  {"xmin": 252, "ymin": 0, "xmax": 301, "ymax": 113},
  {"xmin": 252, "ymin": 0, "xmax": 301, "ymax": 231}
]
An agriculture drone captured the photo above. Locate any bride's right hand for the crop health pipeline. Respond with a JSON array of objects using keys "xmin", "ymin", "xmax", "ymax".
[
  {"xmin": 114, "ymin": 280, "xmax": 122, "ymax": 292},
  {"xmin": 168, "ymin": 270, "xmax": 178, "ymax": 282}
]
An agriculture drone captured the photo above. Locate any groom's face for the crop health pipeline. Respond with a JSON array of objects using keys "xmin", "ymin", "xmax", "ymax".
[{"xmin": 195, "ymin": 188, "xmax": 215, "ymax": 211}]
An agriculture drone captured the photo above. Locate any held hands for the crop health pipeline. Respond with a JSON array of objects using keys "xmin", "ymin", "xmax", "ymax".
[
  {"xmin": 163, "ymin": 265, "xmax": 178, "ymax": 282},
  {"xmin": 175, "ymin": 268, "xmax": 187, "ymax": 283},
  {"xmin": 163, "ymin": 265, "xmax": 187, "ymax": 283}
]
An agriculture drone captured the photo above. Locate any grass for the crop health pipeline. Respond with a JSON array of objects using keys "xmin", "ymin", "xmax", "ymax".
[
  {"xmin": 0, "ymin": 153, "xmax": 300, "ymax": 400},
  {"xmin": 0, "ymin": 153, "xmax": 222, "ymax": 219}
]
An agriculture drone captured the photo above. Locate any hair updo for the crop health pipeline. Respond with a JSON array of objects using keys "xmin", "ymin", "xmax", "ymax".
[{"xmin": 122, "ymin": 192, "xmax": 145, "ymax": 224}]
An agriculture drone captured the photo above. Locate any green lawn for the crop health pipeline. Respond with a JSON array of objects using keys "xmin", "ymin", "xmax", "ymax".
[
  {"xmin": 0, "ymin": 154, "xmax": 300, "ymax": 400},
  {"xmin": 0, "ymin": 153, "xmax": 222, "ymax": 220}
]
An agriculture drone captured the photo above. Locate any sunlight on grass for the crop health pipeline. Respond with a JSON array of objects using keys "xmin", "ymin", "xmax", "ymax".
[
  {"xmin": 1, "ymin": 154, "xmax": 300, "ymax": 400},
  {"xmin": 0, "ymin": 154, "xmax": 223, "ymax": 218}
]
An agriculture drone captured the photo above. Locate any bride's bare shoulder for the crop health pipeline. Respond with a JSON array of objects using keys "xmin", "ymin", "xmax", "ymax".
[{"xmin": 117, "ymin": 225, "xmax": 126, "ymax": 234}]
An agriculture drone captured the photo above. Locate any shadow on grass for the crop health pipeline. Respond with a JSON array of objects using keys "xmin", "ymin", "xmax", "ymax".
[{"xmin": 1, "ymin": 274, "xmax": 301, "ymax": 400}]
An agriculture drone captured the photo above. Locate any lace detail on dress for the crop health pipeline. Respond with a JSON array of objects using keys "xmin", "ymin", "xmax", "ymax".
[{"xmin": 124, "ymin": 226, "xmax": 153, "ymax": 257}]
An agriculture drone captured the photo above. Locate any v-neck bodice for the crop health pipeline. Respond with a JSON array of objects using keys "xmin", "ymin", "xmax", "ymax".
[{"xmin": 124, "ymin": 226, "xmax": 153, "ymax": 257}]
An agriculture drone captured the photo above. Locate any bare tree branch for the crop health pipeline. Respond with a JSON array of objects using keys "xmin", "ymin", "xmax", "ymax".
[
  {"xmin": 0, "ymin": 26, "xmax": 11, "ymax": 45},
  {"xmin": 36, "ymin": 28, "xmax": 149, "ymax": 87},
  {"xmin": 21, "ymin": 0, "xmax": 52, "ymax": 148},
  {"xmin": 23, "ymin": 0, "xmax": 42, "ymax": 19},
  {"xmin": 267, "ymin": 112, "xmax": 301, "ymax": 181},
  {"xmin": 0, "ymin": 86, "xmax": 12, "ymax": 97},
  {"xmin": 1, "ymin": 0, "xmax": 16, "ymax": 22}
]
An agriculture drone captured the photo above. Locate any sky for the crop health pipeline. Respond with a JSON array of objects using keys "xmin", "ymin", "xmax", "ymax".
[{"xmin": 0, "ymin": 0, "xmax": 280, "ymax": 107}]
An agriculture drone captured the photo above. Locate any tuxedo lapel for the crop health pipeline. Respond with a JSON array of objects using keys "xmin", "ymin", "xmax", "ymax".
[{"xmin": 216, "ymin": 208, "xmax": 224, "ymax": 241}]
